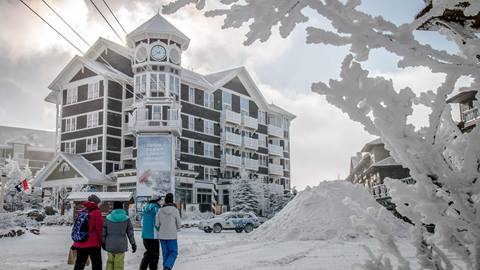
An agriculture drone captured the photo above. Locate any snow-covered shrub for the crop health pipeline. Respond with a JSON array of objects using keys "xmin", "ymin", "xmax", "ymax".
[
  {"xmin": 166, "ymin": 0, "xmax": 480, "ymax": 269},
  {"xmin": 42, "ymin": 214, "xmax": 73, "ymax": 226},
  {"xmin": 0, "ymin": 211, "xmax": 40, "ymax": 238}
]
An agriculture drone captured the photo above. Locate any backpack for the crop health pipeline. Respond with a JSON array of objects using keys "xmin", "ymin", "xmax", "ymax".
[{"xmin": 71, "ymin": 209, "xmax": 90, "ymax": 242}]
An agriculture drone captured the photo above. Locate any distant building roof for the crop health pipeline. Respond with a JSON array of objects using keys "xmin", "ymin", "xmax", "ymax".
[
  {"xmin": 371, "ymin": 156, "xmax": 401, "ymax": 167},
  {"xmin": 0, "ymin": 125, "xmax": 55, "ymax": 151},
  {"xmin": 446, "ymin": 88, "xmax": 477, "ymax": 104},
  {"xmin": 361, "ymin": 138, "xmax": 383, "ymax": 152}
]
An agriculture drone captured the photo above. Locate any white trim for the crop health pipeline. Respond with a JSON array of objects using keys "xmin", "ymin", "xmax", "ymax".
[
  {"xmin": 102, "ymin": 79, "xmax": 108, "ymax": 174},
  {"xmin": 42, "ymin": 177, "xmax": 88, "ymax": 188},
  {"xmin": 61, "ymin": 109, "xmax": 103, "ymax": 119}
]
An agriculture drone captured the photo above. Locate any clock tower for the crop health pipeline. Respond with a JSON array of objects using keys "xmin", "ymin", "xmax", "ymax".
[{"xmin": 126, "ymin": 14, "xmax": 190, "ymax": 199}]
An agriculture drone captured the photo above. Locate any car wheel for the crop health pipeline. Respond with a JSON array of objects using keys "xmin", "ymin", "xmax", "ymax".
[
  {"xmin": 235, "ymin": 228, "xmax": 243, "ymax": 233},
  {"xmin": 244, "ymin": 224, "xmax": 254, "ymax": 233},
  {"xmin": 204, "ymin": 228, "xmax": 212, "ymax": 233},
  {"xmin": 213, "ymin": 224, "xmax": 222, "ymax": 233}
]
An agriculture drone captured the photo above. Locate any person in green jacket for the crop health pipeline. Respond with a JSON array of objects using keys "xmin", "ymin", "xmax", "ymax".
[{"xmin": 102, "ymin": 201, "xmax": 137, "ymax": 270}]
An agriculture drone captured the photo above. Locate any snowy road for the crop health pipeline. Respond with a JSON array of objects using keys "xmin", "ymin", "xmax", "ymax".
[{"xmin": 0, "ymin": 226, "xmax": 462, "ymax": 270}]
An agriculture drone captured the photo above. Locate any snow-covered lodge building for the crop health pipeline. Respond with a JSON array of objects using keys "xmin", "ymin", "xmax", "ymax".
[
  {"xmin": 347, "ymin": 138, "xmax": 411, "ymax": 208},
  {"xmin": 0, "ymin": 125, "xmax": 55, "ymax": 175},
  {"xmin": 35, "ymin": 14, "xmax": 294, "ymax": 212},
  {"xmin": 446, "ymin": 89, "xmax": 478, "ymax": 132}
]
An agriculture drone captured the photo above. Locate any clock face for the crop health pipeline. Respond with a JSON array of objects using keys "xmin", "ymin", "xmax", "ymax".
[
  {"xmin": 135, "ymin": 46, "xmax": 148, "ymax": 63},
  {"xmin": 151, "ymin": 45, "xmax": 167, "ymax": 61}
]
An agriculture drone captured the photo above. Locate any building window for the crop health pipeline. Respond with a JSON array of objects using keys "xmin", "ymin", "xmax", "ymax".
[
  {"xmin": 259, "ymin": 154, "xmax": 268, "ymax": 167},
  {"xmin": 65, "ymin": 117, "xmax": 77, "ymax": 132},
  {"xmin": 64, "ymin": 141, "xmax": 76, "ymax": 154},
  {"xmin": 188, "ymin": 140, "xmax": 194, "ymax": 154},
  {"xmin": 204, "ymin": 143, "xmax": 214, "ymax": 158},
  {"xmin": 87, "ymin": 82, "xmax": 100, "ymax": 100},
  {"xmin": 223, "ymin": 91, "xmax": 232, "ymax": 109},
  {"xmin": 284, "ymin": 140, "xmax": 289, "ymax": 152},
  {"xmin": 188, "ymin": 115, "xmax": 195, "ymax": 130},
  {"xmin": 66, "ymin": 88, "xmax": 77, "ymax": 104},
  {"xmin": 152, "ymin": 105, "xmax": 161, "ymax": 120},
  {"xmin": 284, "ymin": 159, "xmax": 290, "ymax": 171},
  {"xmin": 258, "ymin": 111, "xmax": 267, "ymax": 125},
  {"xmin": 240, "ymin": 97, "xmax": 249, "ymax": 115},
  {"xmin": 188, "ymin": 87, "xmax": 195, "ymax": 103},
  {"xmin": 205, "ymin": 120, "xmax": 214, "ymax": 135},
  {"xmin": 204, "ymin": 167, "xmax": 217, "ymax": 181},
  {"xmin": 258, "ymin": 134, "xmax": 267, "ymax": 148},
  {"xmin": 204, "ymin": 93, "xmax": 214, "ymax": 109},
  {"xmin": 87, "ymin": 112, "xmax": 99, "ymax": 128},
  {"xmin": 86, "ymin": 137, "xmax": 98, "ymax": 152}
]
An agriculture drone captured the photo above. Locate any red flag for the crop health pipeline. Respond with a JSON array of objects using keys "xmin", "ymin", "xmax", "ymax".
[{"xmin": 22, "ymin": 179, "xmax": 29, "ymax": 190}]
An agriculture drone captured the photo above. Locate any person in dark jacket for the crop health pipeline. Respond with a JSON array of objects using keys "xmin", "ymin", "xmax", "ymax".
[
  {"xmin": 102, "ymin": 201, "xmax": 137, "ymax": 270},
  {"xmin": 73, "ymin": 194, "xmax": 104, "ymax": 270},
  {"xmin": 139, "ymin": 194, "xmax": 162, "ymax": 270},
  {"xmin": 156, "ymin": 193, "xmax": 181, "ymax": 270}
]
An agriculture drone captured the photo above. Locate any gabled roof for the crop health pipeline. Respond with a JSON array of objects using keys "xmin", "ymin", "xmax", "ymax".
[
  {"xmin": 126, "ymin": 14, "xmax": 190, "ymax": 50},
  {"xmin": 32, "ymin": 152, "xmax": 114, "ymax": 187},
  {"xmin": 46, "ymin": 55, "xmax": 132, "ymax": 103},
  {"xmin": 268, "ymin": 104, "xmax": 296, "ymax": 120},
  {"xmin": 361, "ymin": 138, "xmax": 383, "ymax": 152},
  {"xmin": 84, "ymin": 37, "xmax": 132, "ymax": 60},
  {"xmin": 204, "ymin": 67, "xmax": 244, "ymax": 89},
  {"xmin": 371, "ymin": 156, "xmax": 401, "ymax": 167}
]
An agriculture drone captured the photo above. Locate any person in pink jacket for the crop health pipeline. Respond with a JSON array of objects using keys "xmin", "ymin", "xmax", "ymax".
[{"xmin": 72, "ymin": 194, "xmax": 104, "ymax": 270}]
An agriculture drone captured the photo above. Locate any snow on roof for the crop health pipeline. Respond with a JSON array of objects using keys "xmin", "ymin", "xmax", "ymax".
[
  {"xmin": 371, "ymin": 156, "xmax": 401, "ymax": 167},
  {"xmin": 446, "ymin": 88, "xmax": 477, "ymax": 104},
  {"xmin": 126, "ymin": 14, "xmax": 190, "ymax": 50},
  {"xmin": 361, "ymin": 138, "xmax": 383, "ymax": 152},
  {"xmin": 182, "ymin": 69, "xmax": 215, "ymax": 90},
  {"xmin": 0, "ymin": 125, "xmax": 55, "ymax": 151},
  {"xmin": 204, "ymin": 67, "xmax": 244, "ymax": 88},
  {"xmin": 67, "ymin": 192, "xmax": 133, "ymax": 202},
  {"xmin": 60, "ymin": 153, "xmax": 113, "ymax": 185},
  {"xmin": 268, "ymin": 103, "xmax": 296, "ymax": 120}
]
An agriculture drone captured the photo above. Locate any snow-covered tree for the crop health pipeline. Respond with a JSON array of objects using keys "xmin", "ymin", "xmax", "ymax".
[
  {"xmin": 2, "ymin": 159, "xmax": 33, "ymax": 211},
  {"xmin": 231, "ymin": 178, "xmax": 260, "ymax": 213},
  {"xmin": 166, "ymin": 1, "xmax": 480, "ymax": 269}
]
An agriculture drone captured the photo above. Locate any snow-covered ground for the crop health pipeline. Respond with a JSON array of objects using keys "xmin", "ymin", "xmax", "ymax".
[{"xmin": 0, "ymin": 226, "xmax": 427, "ymax": 270}]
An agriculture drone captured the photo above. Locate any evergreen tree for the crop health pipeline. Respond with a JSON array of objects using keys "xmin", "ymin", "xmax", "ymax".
[{"xmin": 231, "ymin": 178, "xmax": 260, "ymax": 213}]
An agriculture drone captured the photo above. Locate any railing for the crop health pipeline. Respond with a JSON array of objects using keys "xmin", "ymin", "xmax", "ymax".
[
  {"xmin": 243, "ymin": 136, "xmax": 258, "ymax": 150},
  {"xmin": 223, "ymin": 132, "xmax": 242, "ymax": 146},
  {"xmin": 244, "ymin": 158, "xmax": 259, "ymax": 171},
  {"xmin": 242, "ymin": 114, "xmax": 258, "ymax": 130},
  {"xmin": 268, "ymin": 125, "xmax": 284, "ymax": 138},
  {"xmin": 371, "ymin": 184, "xmax": 389, "ymax": 199},
  {"xmin": 223, "ymin": 154, "xmax": 242, "ymax": 168},
  {"xmin": 122, "ymin": 147, "xmax": 134, "ymax": 159},
  {"xmin": 268, "ymin": 144, "xmax": 283, "ymax": 156},
  {"xmin": 223, "ymin": 109, "xmax": 241, "ymax": 125},
  {"xmin": 462, "ymin": 107, "xmax": 479, "ymax": 123},
  {"xmin": 132, "ymin": 108, "xmax": 182, "ymax": 135},
  {"xmin": 269, "ymin": 163, "xmax": 283, "ymax": 176}
]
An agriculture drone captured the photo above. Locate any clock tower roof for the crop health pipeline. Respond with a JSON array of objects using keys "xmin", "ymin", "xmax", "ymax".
[{"xmin": 127, "ymin": 13, "xmax": 190, "ymax": 50}]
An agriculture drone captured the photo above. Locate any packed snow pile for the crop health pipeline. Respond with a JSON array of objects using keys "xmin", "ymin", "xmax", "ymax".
[{"xmin": 252, "ymin": 181, "xmax": 410, "ymax": 241}]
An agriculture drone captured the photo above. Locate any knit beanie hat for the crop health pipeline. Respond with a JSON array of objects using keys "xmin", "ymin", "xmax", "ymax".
[{"xmin": 165, "ymin": 193, "xmax": 174, "ymax": 204}]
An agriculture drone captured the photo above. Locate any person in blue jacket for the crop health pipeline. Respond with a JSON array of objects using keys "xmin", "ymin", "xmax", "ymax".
[{"xmin": 139, "ymin": 194, "xmax": 162, "ymax": 270}]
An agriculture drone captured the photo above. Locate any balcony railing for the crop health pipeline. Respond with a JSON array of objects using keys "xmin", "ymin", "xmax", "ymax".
[
  {"xmin": 268, "ymin": 125, "xmax": 283, "ymax": 138},
  {"xmin": 371, "ymin": 184, "xmax": 389, "ymax": 199},
  {"xmin": 462, "ymin": 107, "xmax": 478, "ymax": 123},
  {"xmin": 122, "ymin": 147, "xmax": 134, "ymax": 159},
  {"xmin": 223, "ymin": 110, "xmax": 241, "ymax": 125},
  {"xmin": 223, "ymin": 132, "xmax": 242, "ymax": 146},
  {"xmin": 269, "ymin": 163, "xmax": 283, "ymax": 176},
  {"xmin": 244, "ymin": 158, "xmax": 259, "ymax": 171},
  {"xmin": 268, "ymin": 144, "xmax": 283, "ymax": 156},
  {"xmin": 242, "ymin": 114, "xmax": 258, "ymax": 130},
  {"xmin": 223, "ymin": 154, "xmax": 242, "ymax": 168},
  {"xmin": 131, "ymin": 108, "xmax": 182, "ymax": 135},
  {"xmin": 243, "ymin": 136, "xmax": 258, "ymax": 150}
]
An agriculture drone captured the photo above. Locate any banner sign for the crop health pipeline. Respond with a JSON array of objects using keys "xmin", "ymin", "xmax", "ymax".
[{"xmin": 136, "ymin": 135, "xmax": 174, "ymax": 198}]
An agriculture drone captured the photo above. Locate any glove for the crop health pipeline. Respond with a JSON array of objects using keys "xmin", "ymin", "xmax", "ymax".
[{"xmin": 131, "ymin": 244, "xmax": 137, "ymax": 253}]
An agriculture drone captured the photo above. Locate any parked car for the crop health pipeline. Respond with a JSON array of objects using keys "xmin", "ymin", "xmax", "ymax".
[{"xmin": 198, "ymin": 212, "xmax": 260, "ymax": 233}]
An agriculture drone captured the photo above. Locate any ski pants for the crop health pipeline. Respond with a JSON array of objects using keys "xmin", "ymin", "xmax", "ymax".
[
  {"xmin": 74, "ymin": 247, "xmax": 102, "ymax": 270},
  {"xmin": 160, "ymin": 239, "xmax": 178, "ymax": 270},
  {"xmin": 139, "ymin": 239, "xmax": 160, "ymax": 270},
  {"xmin": 106, "ymin": 252, "xmax": 125, "ymax": 270}
]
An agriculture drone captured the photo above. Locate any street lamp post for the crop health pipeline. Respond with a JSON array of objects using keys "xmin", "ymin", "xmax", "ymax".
[{"xmin": 0, "ymin": 171, "xmax": 6, "ymax": 212}]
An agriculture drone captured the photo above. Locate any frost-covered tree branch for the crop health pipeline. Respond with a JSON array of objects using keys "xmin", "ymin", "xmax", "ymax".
[{"xmin": 165, "ymin": 0, "xmax": 480, "ymax": 269}]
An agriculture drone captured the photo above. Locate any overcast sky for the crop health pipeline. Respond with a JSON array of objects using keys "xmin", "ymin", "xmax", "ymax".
[{"xmin": 0, "ymin": 0, "xmax": 459, "ymax": 189}]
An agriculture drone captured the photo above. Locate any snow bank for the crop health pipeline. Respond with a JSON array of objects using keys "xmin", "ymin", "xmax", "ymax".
[{"xmin": 252, "ymin": 181, "xmax": 409, "ymax": 241}]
